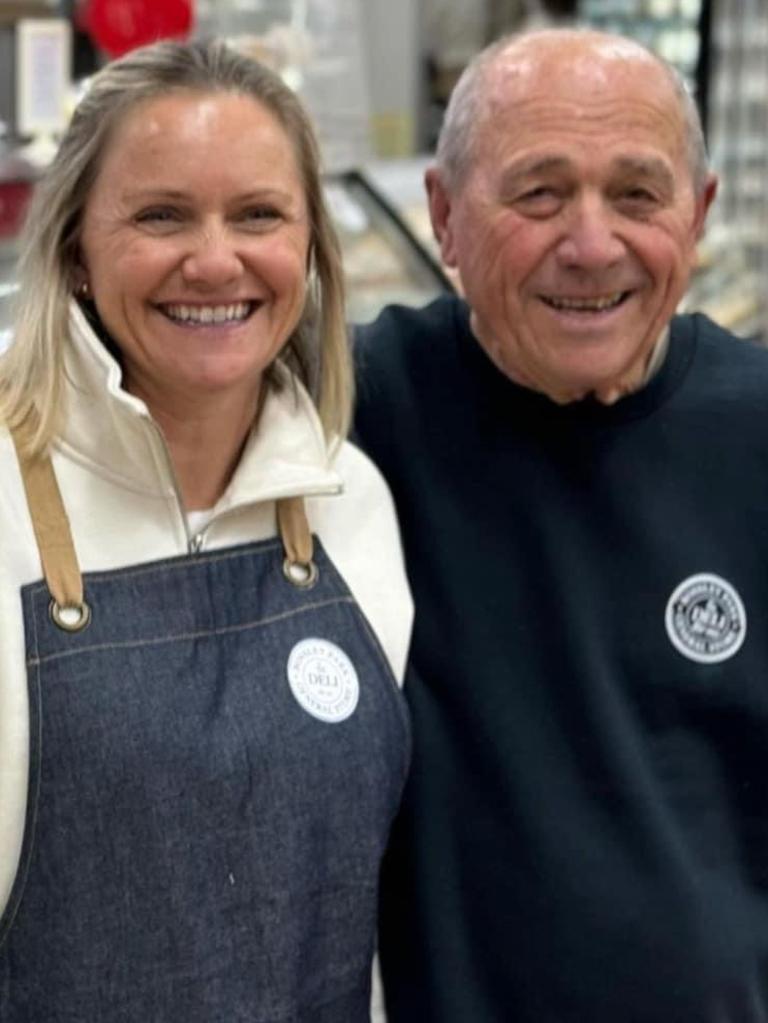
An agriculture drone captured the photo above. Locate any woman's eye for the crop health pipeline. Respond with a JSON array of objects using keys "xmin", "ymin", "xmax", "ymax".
[
  {"xmin": 241, "ymin": 206, "xmax": 282, "ymax": 227},
  {"xmin": 134, "ymin": 207, "xmax": 182, "ymax": 225}
]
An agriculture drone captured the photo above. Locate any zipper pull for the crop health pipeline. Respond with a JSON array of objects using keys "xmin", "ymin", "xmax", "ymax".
[{"xmin": 189, "ymin": 531, "xmax": 205, "ymax": 554}]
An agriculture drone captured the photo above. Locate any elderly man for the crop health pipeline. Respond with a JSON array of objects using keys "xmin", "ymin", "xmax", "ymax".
[{"xmin": 355, "ymin": 28, "xmax": 768, "ymax": 1022}]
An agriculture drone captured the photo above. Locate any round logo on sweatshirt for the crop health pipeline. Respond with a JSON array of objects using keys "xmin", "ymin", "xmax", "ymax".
[
  {"xmin": 665, "ymin": 573, "xmax": 746, "ymax": 664},
  {"xmin": 287, "ymin": 638, "xmax": 359, "ymax": 723}
]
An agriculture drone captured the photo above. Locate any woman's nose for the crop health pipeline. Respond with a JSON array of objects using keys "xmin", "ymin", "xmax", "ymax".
[{"xmin": 181, "ymin": 225, "xmax": 244, "ymax": 286}]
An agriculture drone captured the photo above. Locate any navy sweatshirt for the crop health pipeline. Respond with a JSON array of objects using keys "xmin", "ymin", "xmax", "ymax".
[{"xmin": 355, "ymin": 296, "xmax": 768, "ymax": 1023}]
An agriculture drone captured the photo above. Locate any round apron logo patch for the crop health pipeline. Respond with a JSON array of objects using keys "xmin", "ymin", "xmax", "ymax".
[
  {"xmin": 665, "ymin": 573, "xmax": 746, "ymax": 664},
  {"xmin": 287, "ymin": 638, "xmax": 359, "ymax": 723}
]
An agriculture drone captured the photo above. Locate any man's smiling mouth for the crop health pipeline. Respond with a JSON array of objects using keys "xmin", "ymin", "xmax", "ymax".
[{"xmin": 540, "ymin": 291, "xmax": 630, "ymax": 313}]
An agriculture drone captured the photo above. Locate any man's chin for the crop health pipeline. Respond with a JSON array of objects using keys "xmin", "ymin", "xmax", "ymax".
[{"xmin": 470, "ymin": 314, "xmax": 661, "ymax": 406}]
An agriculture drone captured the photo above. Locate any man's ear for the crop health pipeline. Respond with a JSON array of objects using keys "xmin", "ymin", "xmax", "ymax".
[
  {"xmin": 693, "ymin": 172, "xmax": 718, "ymax": 241},
  {"xmin": 425, "ymin": 166, "xmax": 458, "ymax": 268}
]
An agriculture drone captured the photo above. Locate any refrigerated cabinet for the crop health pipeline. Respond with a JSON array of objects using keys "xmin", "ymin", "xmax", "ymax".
[{"xmin": 328, "ymin": 163, "xmax": 452, "ymax": 325}]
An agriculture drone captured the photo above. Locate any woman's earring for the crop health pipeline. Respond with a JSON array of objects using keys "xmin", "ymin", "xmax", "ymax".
[
  {"xmin": 78, "ymin": 280, "xmax": 91, "ymax": 300},
  {"xmin": 305, "ymin": 250, "xmax": 319, "ymax": 302}
]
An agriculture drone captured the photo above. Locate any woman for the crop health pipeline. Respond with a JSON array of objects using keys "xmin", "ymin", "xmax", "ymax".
[{"xmin": 0, "ymin": 40, "xmax": 412, "ymax": 1021}]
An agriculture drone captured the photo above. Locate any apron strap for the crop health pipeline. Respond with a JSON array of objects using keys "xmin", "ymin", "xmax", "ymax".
[
  {"xmin": 276, "ymin": 496, "xmax": 313, "ymax": 566},
  {"xmin": 10, "ymin": 421, "xmax": 318, "ymax": 613},
  {"xmin": 276, "ymin": 496, "xmax": 317, "ymax": 589},
  {"xmin": 10, "ymin": 426, "xmax": 87, "ymax": 621}
]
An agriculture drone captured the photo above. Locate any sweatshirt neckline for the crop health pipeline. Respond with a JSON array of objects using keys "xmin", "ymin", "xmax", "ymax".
[{"xmin": 454, "ymin": 300, "xmax": 696, "ymax": 427}]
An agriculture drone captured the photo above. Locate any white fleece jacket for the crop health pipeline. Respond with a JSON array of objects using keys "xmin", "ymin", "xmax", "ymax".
[{"xmin": 0, "ymin": 301, "xmax": 413, "ymax": 917}]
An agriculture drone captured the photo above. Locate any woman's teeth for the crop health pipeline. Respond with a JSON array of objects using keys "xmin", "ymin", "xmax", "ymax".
[
  {"xmin": 161, "ymin": 301, "xmax": 253, "ymax": 324},
  {"xmin": 542, "ymin": 292, "xmax": 627, "ymax": 312}
]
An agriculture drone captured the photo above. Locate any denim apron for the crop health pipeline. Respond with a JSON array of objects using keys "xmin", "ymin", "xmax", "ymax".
[{"xmin": 0, "ymin": 435, "xmax": 410, "ymax": 1022}]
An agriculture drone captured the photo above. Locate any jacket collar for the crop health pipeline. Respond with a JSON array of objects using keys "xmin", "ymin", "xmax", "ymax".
[{"xmin": 59, "ymin": 300, "xmax": 342, "ymax": 509}]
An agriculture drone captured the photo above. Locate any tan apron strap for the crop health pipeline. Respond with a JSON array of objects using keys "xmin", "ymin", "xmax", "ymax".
[
  {"xmin": 10, "ymin": 427, "xmax": 84, "ymax": 610},
  {"xmin": 11, "ymin": 422, "xmax": 313, "ymax": 603},
  {"xmin": 276, "ymin": 495, "xmax": 314, "ymax": 566}
]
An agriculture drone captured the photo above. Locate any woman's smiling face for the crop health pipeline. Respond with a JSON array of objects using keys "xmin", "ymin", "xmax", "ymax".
[{"xmin": 78, "ymin": 89, "xmax": 311, "ymax": 415}]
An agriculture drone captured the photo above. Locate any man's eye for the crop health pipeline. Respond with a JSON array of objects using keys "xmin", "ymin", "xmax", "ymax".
[
  {"xmin": 514, "ymin": 188, "xmax": 561, "ymax": 216},
  {"xmin": 620, "ymin": 188, "xmax": 659, "ymax": 206}
]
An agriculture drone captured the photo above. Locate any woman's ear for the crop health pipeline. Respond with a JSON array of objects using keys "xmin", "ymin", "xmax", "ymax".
[{"xmin": 71, "ymin": 253, "xmax": 92, "ymax": 299}]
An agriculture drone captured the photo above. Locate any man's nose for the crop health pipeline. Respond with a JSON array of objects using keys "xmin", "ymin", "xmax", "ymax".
[
  {"xmin": 555, "ymin": 197, "xmax": 625, "ymax": 270},
  {"xmin": 182, "ymin": 224, "xmax": 244, "ymax": 286}
]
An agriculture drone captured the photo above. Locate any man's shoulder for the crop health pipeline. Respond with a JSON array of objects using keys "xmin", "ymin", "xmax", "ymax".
[
  {"xmin": 354, "ymin": 293, "xmax": 468, "ymax": 371},
  {"xmin": 353, "ymin": 294, "xmax": 468, "ymax": 443},
  {"xmin": 677, "ymin": 312, "xmax": 768, "ymax": 380}
]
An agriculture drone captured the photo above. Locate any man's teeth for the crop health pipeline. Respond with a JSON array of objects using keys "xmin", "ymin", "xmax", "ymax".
[
  {"xmin": 162, "ymin": 301, "xmax": 252, "ymax": 324},
  {"xmin": 543, "ymin": 292, "xmax": 626, "ymax": 312}
]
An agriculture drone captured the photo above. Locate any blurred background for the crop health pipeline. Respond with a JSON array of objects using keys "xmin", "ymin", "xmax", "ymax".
[{"xmin": 0, "ymin": 0, "xmax": 765, "ymax": 346}]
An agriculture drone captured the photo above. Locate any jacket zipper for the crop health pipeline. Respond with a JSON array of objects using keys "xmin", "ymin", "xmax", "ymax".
[
  {"xmin": 143, "ymin": 414, "xmax": 343, "ymax": 557},
  {"xmin": 189, "ymin": 530, "xmax": 206, "ymax": 554}
]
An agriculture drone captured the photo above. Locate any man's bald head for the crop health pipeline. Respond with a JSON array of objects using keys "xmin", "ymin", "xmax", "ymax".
[{"xmin": 436, "ymin": 29, "xmax": 708, "ymax": 197}]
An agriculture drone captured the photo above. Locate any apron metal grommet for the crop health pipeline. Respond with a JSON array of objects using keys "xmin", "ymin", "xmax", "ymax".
[
  {"xmin": 49, "ymin": 599, "xmax": 92, "ymax": 633},
  {"xmin": 282, "ymin": 557, "xmax": 318, "ymax": 589}
]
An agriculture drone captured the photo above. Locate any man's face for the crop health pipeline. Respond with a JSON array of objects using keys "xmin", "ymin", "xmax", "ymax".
[{"xmin": 428, "ymin": 39, "xmax": 717, "ymax": 403}]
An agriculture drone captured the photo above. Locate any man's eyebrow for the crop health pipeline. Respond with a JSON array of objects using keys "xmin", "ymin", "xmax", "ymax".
[
  {"xmin": 498, "ymin": 156, "xmax": 572, "ymax": 189},
  {"xmin": 612, "ymin": 156, "xmax": 676, "ymax": 190},
  {"xmin": 497, "ymin": 154, "xmax": 677, "ymax": 190}
]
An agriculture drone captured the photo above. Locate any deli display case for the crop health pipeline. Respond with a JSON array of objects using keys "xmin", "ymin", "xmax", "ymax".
[{"xmin": 328, "ymin": 164, "xmax": 452, "ymax": 325}]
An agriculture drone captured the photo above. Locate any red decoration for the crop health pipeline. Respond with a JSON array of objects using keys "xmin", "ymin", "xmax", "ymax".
[
  {"xmin": 84, "ymin": 0, "xmax": 193, "ymax": 58},
  {"xmin": 0, "ymin": 182, "xmax": 34, "ymax": 240}
]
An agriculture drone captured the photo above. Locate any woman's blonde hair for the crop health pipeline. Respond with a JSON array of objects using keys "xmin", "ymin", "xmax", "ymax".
[{"xmin": 0, "ymin": 38, "xmax": 351, "ymax": 453}]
